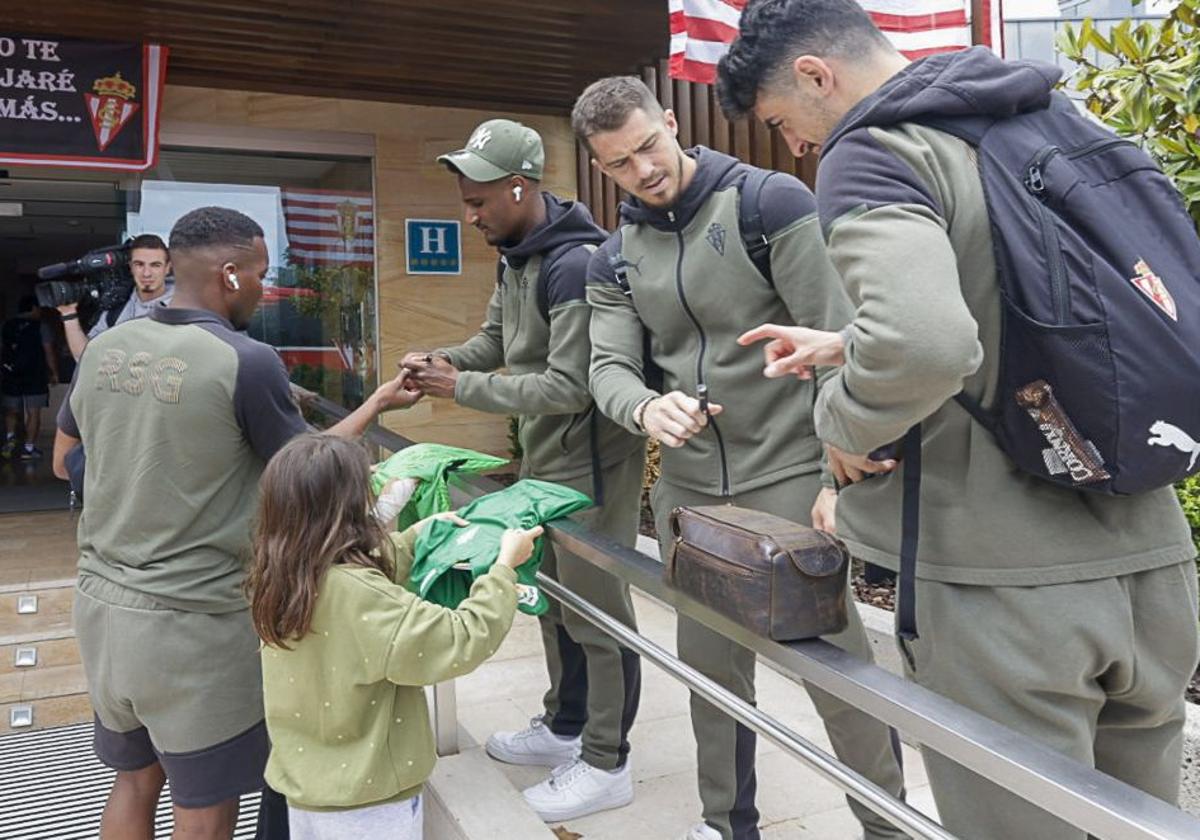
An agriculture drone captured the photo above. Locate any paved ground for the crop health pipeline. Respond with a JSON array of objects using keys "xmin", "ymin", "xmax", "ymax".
[{"xmin": 454, "ymin": 587, "xmax": 939, "ymax": 840}]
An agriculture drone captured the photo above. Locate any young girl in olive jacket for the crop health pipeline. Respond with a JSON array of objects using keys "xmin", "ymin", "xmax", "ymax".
[{"xmin": 247, "ymin": 433, "xmax": 540, "ymax": 839}]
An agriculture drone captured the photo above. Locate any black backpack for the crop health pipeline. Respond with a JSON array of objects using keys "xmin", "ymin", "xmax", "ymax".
[{"xmin": 891, "ymin": 93, "xmax": 1200, "ymax": 639}]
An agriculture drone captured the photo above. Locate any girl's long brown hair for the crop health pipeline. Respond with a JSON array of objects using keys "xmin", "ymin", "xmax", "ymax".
[{"xmin": 247, "ymin": 433, "xmax": 392, "ymax": 649}]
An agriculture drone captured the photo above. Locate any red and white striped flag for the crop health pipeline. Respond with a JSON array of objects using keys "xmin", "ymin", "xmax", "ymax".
[
  {"xmin": 281, "ymin": 188, "xmax": 375, "ymax": 266},
  {"xmin": 668, "ymin": 0, "xmax": 1003, "ymax": 85}
]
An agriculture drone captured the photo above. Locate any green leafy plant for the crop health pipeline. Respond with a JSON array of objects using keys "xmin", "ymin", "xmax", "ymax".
[
  {"xmin": 282, "ymin": 259, "xmax": 377, "ymax": 408},
  {"xmin": 1179, "ymin": 474, "xmax": 1200, "ymax": 553},
  {"xmin": 289, "ymin": 263, "xmax": 374, "ymax": 322},
  {"xmin": 1057, "ymin": 0, "xmax": 1200, "ymax": 223},
  {"xmin": 507, "ymin": 416, "xmax": 523, "ymax": 461}
]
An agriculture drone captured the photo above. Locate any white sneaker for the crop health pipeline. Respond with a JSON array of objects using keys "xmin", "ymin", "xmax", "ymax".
[
  {"xmin": 485, "ymin": 716, "xmax": 581, "ymax": 767},
  {"xmin": 683, "ymin": 823, "xmax": 722, "ymax": 840},
  {"xmin": 522, "ymin": 758, "xmax": 634, "ymax": 822}
]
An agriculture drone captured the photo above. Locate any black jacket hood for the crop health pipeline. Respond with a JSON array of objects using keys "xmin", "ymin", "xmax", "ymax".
[
  {"xmin": 824, "ymin": 47, "xmax": 1062, "ymax": 155},
  {"xmin": 501, "ymin": 193, "xmax": 607, "ymax": 268},
  {"xmin": 618, "ymin": 146, "xmax": 743, "ymax": 231}
]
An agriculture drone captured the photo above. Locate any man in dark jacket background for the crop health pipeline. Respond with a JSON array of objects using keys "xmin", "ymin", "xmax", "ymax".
[{"xmin": 1, "ymin": 295, "xmax": 56, "ymax": 460}]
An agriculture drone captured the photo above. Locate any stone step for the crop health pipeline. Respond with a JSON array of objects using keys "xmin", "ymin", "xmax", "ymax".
[
  {"xmin": 0, "ymin": 585, "xmax": 76, "ymax": 647},
  {"xmin": 0, "ymin": 637, "xmax": 81, "ymax": 676},
  {"xmin": 2, "ymin": 688, "xmax": 93, "ymax": 734},
  {"xmin": 1, "ymin": 661, "xmax": 88, "ymax": 705},
  {"xmin": 0, "ymin": 509, "xmax": 80, "ymax": 593},
  {"xmin": 0, "ymin": 584, "xmax": 89, "ymax": 733}
]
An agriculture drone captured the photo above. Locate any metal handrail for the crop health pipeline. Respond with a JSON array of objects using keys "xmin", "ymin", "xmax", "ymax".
[
  {"xmin": 536, "ymin": 574, "xmax": 956, "ymax": 840},
  {"xmin": 301, "ymin": 392, "xmax": 1200, "ymax": 840}
]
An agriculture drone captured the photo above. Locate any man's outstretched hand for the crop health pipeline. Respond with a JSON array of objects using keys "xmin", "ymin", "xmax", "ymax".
[
  {"xmin": 737, "ymin": 324, "xmax": 844, "ymax": 380},
  {"xmin": 403, "ymin": 355, "xmax": 459, "ymax": 399}
]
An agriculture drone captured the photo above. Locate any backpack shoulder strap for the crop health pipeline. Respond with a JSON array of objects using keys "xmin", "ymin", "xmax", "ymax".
[
  {"xmin": 738, "ymin": 168, "xmax": 775, "ymax": 289},
  {"xmin": 535, "ymin": 242, "xmax": 597, "ymax": 323},
  {"xmin": 911, "ymin": 114, "xmax": 995, "ymax": 147},
  {"xmin": 607, "ymin": 251, "xmax": 634, "ymax": 298}
]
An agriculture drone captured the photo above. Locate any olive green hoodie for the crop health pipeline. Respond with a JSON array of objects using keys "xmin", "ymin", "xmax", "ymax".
[
  {"xmin": 587, "ymin": 147, "xmax": 852, "ymax": 496},
  {"xmin": 261, "ymin": 527, "xmax": 517, "ymax": 810},
  {"xmin": 813, "ymin": 48, "xmax": 1194, "ymax": 585},
  {"xmin": 438, "ymin": 193, "xmax": 643, "ymax": 484}
]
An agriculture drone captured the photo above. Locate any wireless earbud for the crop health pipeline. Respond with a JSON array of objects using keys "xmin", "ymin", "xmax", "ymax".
[
  {"xmin": 512, "ymin": 185, "xmax": 523, "ymax": 202},
  {"xmin": 228, "ymin": 274, "xmax": 240, "ymax": 291}
]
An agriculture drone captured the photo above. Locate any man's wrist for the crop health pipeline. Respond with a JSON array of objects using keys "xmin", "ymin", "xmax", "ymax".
[
  {"xmin": 829, "ymin": 329, "xmax": 849, "ymax": 365},
  {"xmin": 633, "ymin": 396, "xmax": 656, "ymax": 432},
  {"xmin": 61, "ymin": 313, "xmax": 78, "ymax": 322}
]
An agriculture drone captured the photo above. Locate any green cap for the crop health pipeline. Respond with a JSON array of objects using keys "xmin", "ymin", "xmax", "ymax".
[{"xmin": 437, "ymin": 119, "xmax": 544, "ymax": 183}]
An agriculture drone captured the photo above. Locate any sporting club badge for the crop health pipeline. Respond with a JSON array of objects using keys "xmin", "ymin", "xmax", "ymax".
[
  {"xmin": 336, "ymin": 199, "xmax": 361, "ymax": 249},
  {"xmin": 705, "ymin": 222, "xmax": 726, "ymax": 256},
  {"xmin": 1129, "ymin": 259, "xmax": 1177, "ymax": 321},
  {"xmin": 84, "ymin": 72, "xmax": 140, "ymax": 152}
]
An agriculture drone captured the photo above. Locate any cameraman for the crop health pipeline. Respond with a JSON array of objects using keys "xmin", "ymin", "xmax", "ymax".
[{"xmin": 58, "ymin": 234, "xmax": 173, "ymax": 360}]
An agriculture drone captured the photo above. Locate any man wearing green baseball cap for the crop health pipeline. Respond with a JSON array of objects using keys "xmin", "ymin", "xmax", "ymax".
[
  {"xmin": 403, "ymin": 119, "xmax": 647, "ymax": 823},
  {"xmin": 437, "ymin": 118, "xmax": 546, "ymax": 184}
]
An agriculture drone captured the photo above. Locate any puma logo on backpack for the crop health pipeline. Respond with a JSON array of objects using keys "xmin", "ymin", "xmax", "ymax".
[{"xmin": 1148, "ymin": 421, "xmax": 1200, "ymax": 471}]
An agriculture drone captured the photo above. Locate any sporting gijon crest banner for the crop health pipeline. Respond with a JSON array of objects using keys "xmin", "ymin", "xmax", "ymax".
[{"xmin": 0, "ymin": 35, "xmax": 168, "ymax": 171}]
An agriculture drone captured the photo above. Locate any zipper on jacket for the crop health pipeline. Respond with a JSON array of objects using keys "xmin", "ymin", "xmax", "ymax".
[
  {"xmin": 1023, "ymin": 146, "xmax": 1070, "ymax": 324},
  {"xmin": 668, "ymin": 210, "xmax": 731, "ymax": 496}
]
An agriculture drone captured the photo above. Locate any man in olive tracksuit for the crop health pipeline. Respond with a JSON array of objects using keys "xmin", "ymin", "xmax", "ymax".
[
  {"xmin": 403, "ymin": 119, "xmax": 645, "ymax": 823},
  {"xmin": 717, "ymin": 3, "xmax": 1200, "ymax": 839},
  {"xmin": 572, "ymin": 78, "xmax": 907, "ymax": 840}
]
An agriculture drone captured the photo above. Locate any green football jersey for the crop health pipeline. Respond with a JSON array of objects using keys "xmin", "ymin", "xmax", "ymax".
[
  {"xmin": 371, "ymin": 443, "xmax": 509, "ymax": 530},
  {"xmin": 411, "ymin": 479, "xmax": 592, "ymax": 615}
]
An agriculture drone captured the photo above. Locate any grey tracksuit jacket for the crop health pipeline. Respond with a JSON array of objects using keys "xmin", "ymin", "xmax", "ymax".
[
  {"xmin": 813, "ymin": 47, "xmax": 1194, "ymax": 585},
  {"xmin": 587, "ymin": 147, "xmax": 852, "ymax": 496},
  {"xmin": 439, "ymin": 193, "xmax": 643, "ymax": 484}
]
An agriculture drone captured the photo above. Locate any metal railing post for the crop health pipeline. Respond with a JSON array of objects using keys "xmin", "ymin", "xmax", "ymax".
[{"xmin": 433, "ymin": 680, "xmax": 459, "ymax": 757}]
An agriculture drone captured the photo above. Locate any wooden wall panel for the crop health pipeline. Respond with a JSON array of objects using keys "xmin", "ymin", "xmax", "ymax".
[{"xmin": 162, "ymin": 85, "xmax": 577, "ymax": 460}]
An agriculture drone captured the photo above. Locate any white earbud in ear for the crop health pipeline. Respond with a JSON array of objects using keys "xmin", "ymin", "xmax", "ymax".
[
  {"xmin": 512, "ymin": 185, "xmax": 523, "ymax": 202},
  {"xmin": 228, "ymin": 273, "xmax": 240, "ymax": 291}
]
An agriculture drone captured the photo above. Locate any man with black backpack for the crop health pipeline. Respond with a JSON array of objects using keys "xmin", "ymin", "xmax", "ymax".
[
  {"xmin": 401, "ymin": 119, "xmax": 647, "ymax": 823},
  {"xmin": 718, "ymin": 2, "xmax": 1200, "ymax": 837},
  {"xmin": 573, "ymin": 77, "xmax": 907, "ymax": 840}
]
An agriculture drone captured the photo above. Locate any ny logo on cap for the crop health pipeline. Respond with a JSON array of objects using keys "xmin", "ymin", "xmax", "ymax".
[{"xmin": 468, "ymin": 128, "xmax": 493, "ymax": 151}]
